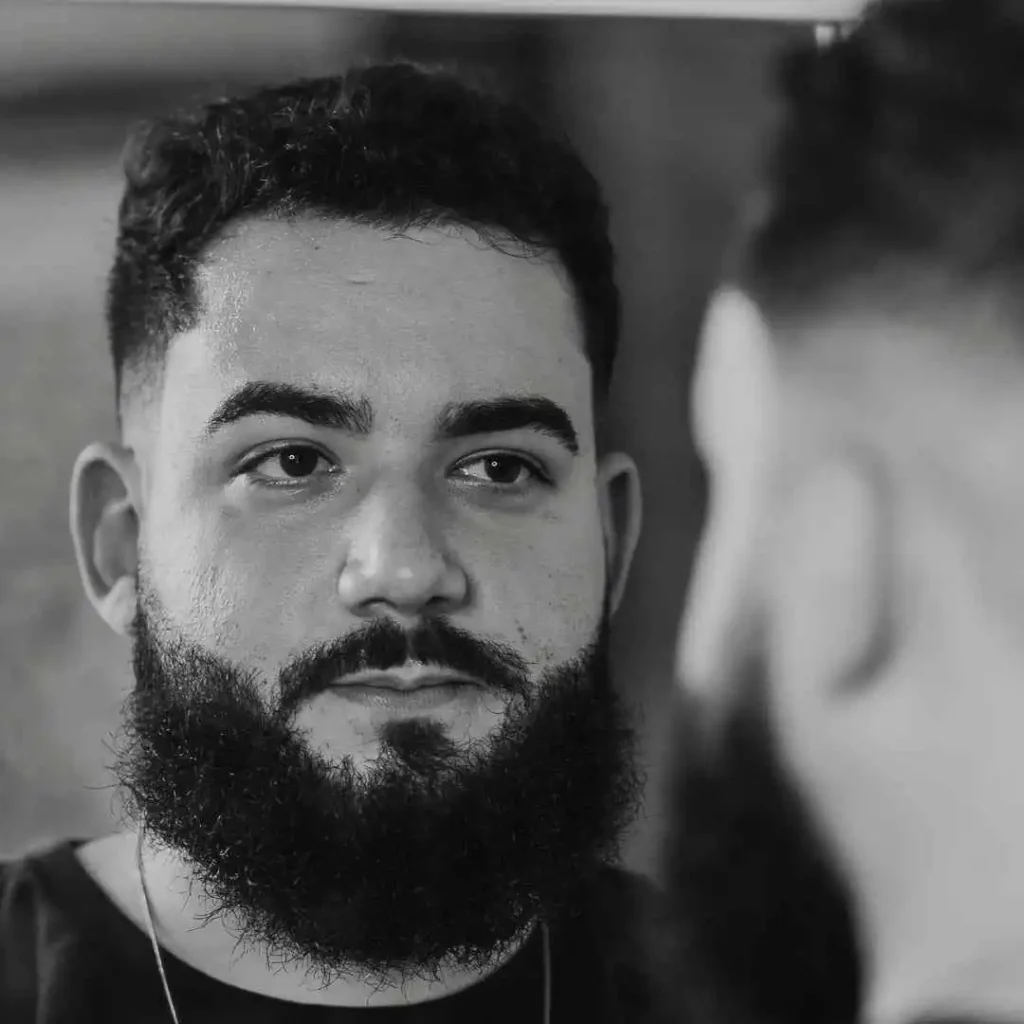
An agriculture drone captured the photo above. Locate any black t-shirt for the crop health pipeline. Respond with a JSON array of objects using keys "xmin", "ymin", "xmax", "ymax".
[{"xmin": 0, "ymin": 838, "xmax": 662, "ymax": 1023}]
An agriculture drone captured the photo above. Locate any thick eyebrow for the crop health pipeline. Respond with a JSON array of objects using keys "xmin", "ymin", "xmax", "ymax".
[
  {"xmin": 203, "ymin": 383, "xmax": 579, "ymax": 456},
  {"xmin": 433, "ymin": 396, "xmax": 579, "ymax": 456},
  {"xmin": 203, "ymin": 381, "xmax": 374, "ymax": 437}
]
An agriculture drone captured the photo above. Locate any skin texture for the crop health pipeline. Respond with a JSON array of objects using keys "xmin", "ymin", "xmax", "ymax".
[{"xmin": 70, "ymin": 217, "xmax": 642, "ymax": 1006}]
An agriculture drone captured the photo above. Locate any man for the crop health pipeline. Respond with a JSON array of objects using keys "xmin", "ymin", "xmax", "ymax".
[
  {"xmin": 660, "ymin": 2, "xmax": 1024, "ymax": 1024},
  {"xmin": 0, "ymin": 63, "xmax": 652, "ymax": 1022}
]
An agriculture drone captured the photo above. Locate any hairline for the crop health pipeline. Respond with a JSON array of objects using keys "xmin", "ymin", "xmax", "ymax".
[{"xmin": 117, "ymin": 210, "xmax": 607, "ymax": 440}]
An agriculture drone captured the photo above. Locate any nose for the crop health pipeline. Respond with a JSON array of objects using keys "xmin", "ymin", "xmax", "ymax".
[{"xmin": 337, "ymin": 480, "xmax": 468, "ymax": 621}]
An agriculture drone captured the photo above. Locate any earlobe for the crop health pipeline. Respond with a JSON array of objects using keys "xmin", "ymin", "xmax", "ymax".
[
  {"xmin": 597, "ymin": 451, "xmax": 643, "ymax": 616},
  {"xmin": 69, "ymin": 442, "xmax": 142, "ymax": 636}
]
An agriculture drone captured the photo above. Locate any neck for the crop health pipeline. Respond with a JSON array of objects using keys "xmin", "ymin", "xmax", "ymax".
[
  {"xmin": 865, "ymin": 893, "xmax": 1024, "ymax": 1024},
  {"xmin": 132, "ymin": 830, "xmax": 534, "ymax": 1008}
]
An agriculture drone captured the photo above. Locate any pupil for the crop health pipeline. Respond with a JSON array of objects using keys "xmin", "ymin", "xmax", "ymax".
[
  {"xmin": 280, "ymin": 448, "xmax": 319, "ymax": 478},
  {"xmin": 485, "ymin": 457, "xmax": 522, "ymax": 485}
]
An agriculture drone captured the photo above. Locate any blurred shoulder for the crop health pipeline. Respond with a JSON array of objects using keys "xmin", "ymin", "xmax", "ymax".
[{"xmin": 584, "ymin": 866, "xmax": 682, "ymax": 1023}]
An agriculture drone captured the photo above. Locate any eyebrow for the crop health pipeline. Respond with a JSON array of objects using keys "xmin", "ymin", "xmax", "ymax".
[
  {"xmin": 433, "ymin": 396, "xmax": 579, "ymax": 455},
  {"xmin": 204, "ymin": 381, "xmax": 374, "ymax": 437},
  {"xmin": 204, "ymin": 381, "xmax": 579, "ymax": 455}
]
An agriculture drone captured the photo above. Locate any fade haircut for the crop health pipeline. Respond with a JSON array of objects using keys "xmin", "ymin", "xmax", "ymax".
[
  {"xmin": 107, "ymin": 62, "xmax": 619, "ymax": 419},
  {"xmin": 737, "ymin": 0, "xmax": 1024, "ymax": 330}
]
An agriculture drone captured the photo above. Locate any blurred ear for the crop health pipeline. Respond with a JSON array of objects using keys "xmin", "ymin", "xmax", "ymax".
[
  {"xmin": 677, "ymin": 286, "xmax": 776, "ymax": 698},
  {"xmin": 69, "ymin": 442, "xmax": 142, "ymax": 636},
  {"xmin": 597, "ymin": 451, "xmax": 643, "ymax": 616},
  {"xmin": 768, "ymin": 451, "xmax": 893, "ymax": 708}
]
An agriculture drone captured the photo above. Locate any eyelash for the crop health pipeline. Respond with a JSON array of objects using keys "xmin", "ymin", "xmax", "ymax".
[
  {"xmin": 237, "ymin": 445, "xmax": 552, "ymax": 490},
  {"xmin": 238, "ymin": 445, "xmax": 337, "ymax": 486},
  {"xmin": 454, "ymin": 452, "xmax": 552, "ymax": 489}
]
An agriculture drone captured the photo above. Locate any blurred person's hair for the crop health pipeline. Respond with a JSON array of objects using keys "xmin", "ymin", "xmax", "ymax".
[
  {"xmin": 736, "ymin": 0, "xmax": 1024, "ymax": 334},
  {"xmin": 107, "ymin": 61, "xmax": 618, "ymax": 419}
]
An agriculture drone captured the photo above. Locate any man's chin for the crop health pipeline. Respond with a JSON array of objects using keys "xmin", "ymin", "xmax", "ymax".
[
  {"xmin": 292, "ymin": 694, "xmax": 512, "ymax": 768},
  {"xmin": 114, "ymin": 616, "xmax": 640, "ymax": 980}
]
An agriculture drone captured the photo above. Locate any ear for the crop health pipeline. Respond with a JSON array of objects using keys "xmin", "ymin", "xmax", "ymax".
[
  {"xmin": 69, "ymin": 441, "xmax": 142, "ymax": 637},
  {"xmin": 596, "ymin": 451, "xmax": 643, "ymax": 616},
  {"xmin": 768, "ymin": 450, "xmax": 893, "ymax": 708},
  {"xmin": 676, "ymin": 285, "xmax": 776, "ymax": 699}
]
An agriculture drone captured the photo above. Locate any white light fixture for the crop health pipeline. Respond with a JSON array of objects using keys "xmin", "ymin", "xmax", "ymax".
[{"xmin": 56, "ymin": 0, "xmax": 868, "ymax": 21}]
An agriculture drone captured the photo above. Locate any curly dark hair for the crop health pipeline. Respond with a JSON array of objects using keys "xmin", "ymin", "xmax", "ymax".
[
  {"xmin": 108, "ymin": 61, "xmax": 618, "ymax": 414},
  {"xmin": 739, "ymin": 0, "xmax": 1024, "ymax": 321}
]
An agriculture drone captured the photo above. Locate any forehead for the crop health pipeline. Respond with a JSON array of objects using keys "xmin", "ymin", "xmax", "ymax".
[{"xmin": 162, "ymin": 216, "xmax": 593, "ymax": 433}]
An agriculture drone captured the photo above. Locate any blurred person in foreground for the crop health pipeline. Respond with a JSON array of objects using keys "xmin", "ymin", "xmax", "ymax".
[
  {"xmin": 0, "ymin": 63, "xmax": 656, "ymax": 1023},
  {"xmin": 660, "ymin": 2, "xmax": 1024, "ymax": 1024}
]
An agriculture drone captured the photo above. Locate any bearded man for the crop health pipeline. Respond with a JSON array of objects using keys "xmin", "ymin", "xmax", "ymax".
[{"xmin": 0, "ymin": 62, "xmax": 654, "ymax": 1024}]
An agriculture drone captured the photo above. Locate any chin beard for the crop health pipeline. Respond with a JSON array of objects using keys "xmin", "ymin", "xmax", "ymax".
[
  {"xmin": 109, "ymin": 596, "xmax": 643, "ymax": 991},
  {"xmin": 658, "ymin": 635, "xmax": 862, "ymax": 1024}
]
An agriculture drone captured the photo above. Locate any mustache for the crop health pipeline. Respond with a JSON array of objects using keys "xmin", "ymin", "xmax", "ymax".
[{"xmin": 277, "ymin": 617, "xmax": 532, "ymax": 715}]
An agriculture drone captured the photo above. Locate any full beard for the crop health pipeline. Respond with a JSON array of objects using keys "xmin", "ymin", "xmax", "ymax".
[
  {"xmin": 109, "ymin": 590, "xmax": 643, "ymax": 991},
  {"xmin": 657, "ymin": 626, "xmax": 863, "ymax": 1024}
]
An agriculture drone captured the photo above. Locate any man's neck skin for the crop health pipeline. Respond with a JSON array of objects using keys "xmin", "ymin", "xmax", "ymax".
[
  {"xmin": 77, "ymin": 830, "xmax": 531, "ymax": 1008},
  {"xmin": 862, "ymin": 825, "xmax": 1024, "ymax": 1024},
  {"xmin": 868, "ymin": 942, "xmax": 1024, "ymax": 1024},
  {"xmin": 828, "ymin": 565, "xmax": 1024, "ymax": 1024}
]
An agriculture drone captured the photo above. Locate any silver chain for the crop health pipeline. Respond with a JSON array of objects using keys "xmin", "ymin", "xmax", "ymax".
[
  {"xmin": 136, "ymin": 826, "xmax": 552, "ymax": 1023},
  {"xmin": 136, "ymin": 825, "xmax": 181, "ymax": 1024}
]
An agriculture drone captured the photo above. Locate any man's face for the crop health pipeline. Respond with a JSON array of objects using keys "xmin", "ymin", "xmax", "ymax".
[
  {"xmin": 102, "ymin": 217, "xmax": 642, "ymax": 985},
  {"xmin": 137, "ymin": 217, "xmax": 612, "ymax": 761},
  {"xmin": 662, "ymin": 289, "xmax": 861, "ymax": 1024}
]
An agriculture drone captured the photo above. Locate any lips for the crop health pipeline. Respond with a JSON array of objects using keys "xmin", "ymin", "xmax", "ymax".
[
  {"xmin": 326, "ymin": 676, "xmax": 482, "ymax": 713},
  {"xmin": 329, "ymin": 671, "xmax": 482, "ymax": 693}
]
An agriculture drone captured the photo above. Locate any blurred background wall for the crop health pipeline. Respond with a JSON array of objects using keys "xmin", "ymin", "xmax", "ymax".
[{"xmin": 0, "ymin": 2, "xmax": 798, "ymax": 877}]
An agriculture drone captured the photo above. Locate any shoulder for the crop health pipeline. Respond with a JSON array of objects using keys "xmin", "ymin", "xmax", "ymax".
[
  {"xmin": 589, "ymin": 863, "xmax": 662, "ymax": 908},
  {"xmin": 582, "ymin": 863, "xmax": 664, "ymax": 948},
  {"xmin": 583, "ymin": 866, "xmax": 722, "ymax": 1024},
  {"xmin": 0, "ymin": 837, "xmax": 107, "ymax": 954},
  {"xmin": 0, "ymin": 837, "xmax": 128, "ymax": 1015},
  {"xmin": 0, "ymin": 842, "xmax": 52, "ymax": 920},
  {"xmin": 0, "ymin": 839, "xmax": 84, "ymax": 938},
  {"xmin": 0, "ymin": 842, "xmax": 61, "ymax": 1016},
  {"xmin": 577, "ymin": 866, "xmax": 676, "ymax": 1024}
]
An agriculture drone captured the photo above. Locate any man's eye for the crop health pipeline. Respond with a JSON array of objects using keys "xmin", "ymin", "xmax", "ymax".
[
  {"xmin": 244, "ymin": 446, "xmax": 336, "ymax": 483},
  {"xmin": 453, "ymin": 453, "xmax": 546, "ymax": 488}
]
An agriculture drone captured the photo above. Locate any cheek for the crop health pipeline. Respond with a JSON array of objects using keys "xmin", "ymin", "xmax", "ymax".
[
  {"xmin": 467, "ymin": 500, "xmax": 608, "ymax": 666},
  {"xmin": 142, "ymin": 498, "xmax": 325, "ymax": 659},
  {"xmin": 143, "ymin": 475, "xmax": 610, "ymax": 671}
]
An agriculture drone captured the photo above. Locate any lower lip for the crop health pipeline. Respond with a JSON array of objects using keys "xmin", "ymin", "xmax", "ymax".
[{"xmin": 327, "ymin": 683, "xmax": 478, "ymax": 712}]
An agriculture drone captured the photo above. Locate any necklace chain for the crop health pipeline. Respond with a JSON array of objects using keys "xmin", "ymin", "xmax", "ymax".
[
  {"xmin": 136, "ymin": 826, "xmax": 181, "ymax": 1024},
  {"xmin": 136, "ymin": 827, "xmax": 552, "ymax": 1023}
]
